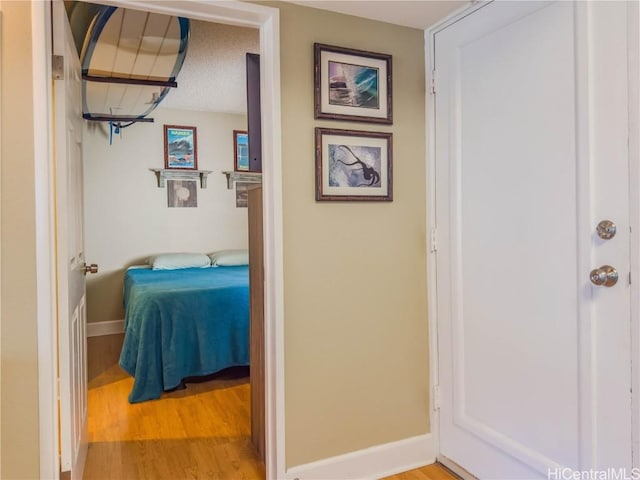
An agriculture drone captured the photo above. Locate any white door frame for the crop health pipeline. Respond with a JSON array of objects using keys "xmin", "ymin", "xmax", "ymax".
[
  {"xmin": 424, "ymin": 0, "xmax": 640, "ymax": 472},
  {"xmin": 424, "ymin": 3, "xmax": 487, "ymax": 470},
  {"xmin": 32, "ymin": 3, "xmax": 61, "ymax": 479},
  {"xmin": 35, "ymin": 1, "xmax": 285, "ymax": 479},
  {"xmin": 629, "ymin": 0, "xmax": 640, "ymax": 469}
]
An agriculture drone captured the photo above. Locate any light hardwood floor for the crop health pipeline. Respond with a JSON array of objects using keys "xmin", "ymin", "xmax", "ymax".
[
  {"xmin": 84, "ymin": 334, "xmax": 457, "ymax": 480},
  {"xmin": 383, "ymin": 464, "xmax": 460, "ymax": 480},
  {"xmin": 84, "ymin": 334, "xmax": 264, "ymax": 479}
]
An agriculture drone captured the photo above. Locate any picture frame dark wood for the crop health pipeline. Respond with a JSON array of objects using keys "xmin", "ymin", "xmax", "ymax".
[
  {"xmin": 314, "ymin": 43, "xmax": 392, "ymax": 124},
  {"xmin": 315, "ymin": 127, "xmax": 392, "ymax": 202},
  {"xmin": 164, "ymin": 125, "xmax": 198, "ymax": 170},
  {"xmin": 234, "ymin": 130, "xmax": 249, "ymax": 171}
]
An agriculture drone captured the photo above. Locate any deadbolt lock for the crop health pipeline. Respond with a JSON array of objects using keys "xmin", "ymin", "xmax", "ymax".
[{"xmin": 596, "ymin": 220, "xmax": 616, "ymax": 240}]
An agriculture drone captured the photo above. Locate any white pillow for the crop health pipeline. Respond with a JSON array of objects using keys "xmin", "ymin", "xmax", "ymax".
[
  {"xmin": 209, "ymin": 249, "xmax": 249, "ymax": 266},
  {"xmin": 149, "ymin": 253, "xmax": 211, "ymax": 270}
]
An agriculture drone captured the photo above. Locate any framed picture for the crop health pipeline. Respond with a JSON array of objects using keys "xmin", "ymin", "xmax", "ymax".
[
  {"xmin": 235, "ymin": 182, "xmax": 251, "ymax": 208},
  {"xmin": 167, "ymin": 179, "xmax": 197, "ymax": 208},
  {"xmin": 314, "ymin": 43, "xmax": 392, "ymax": 124},
  {"xmin": 234, "ymin": 130, "xmax": 249, "ymax": 171},
  {"xmin": 164, "ymin": 125, "xmax": 198, "ymax": 170},
  {"xmin": 315, "ymin": 127, "xmax": 392, "ymax": 201}
]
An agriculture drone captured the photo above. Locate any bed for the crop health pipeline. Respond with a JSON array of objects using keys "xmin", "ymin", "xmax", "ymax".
[{"xmin": 119, "ymin": 265, "xmax": 250, "ymax": 403}]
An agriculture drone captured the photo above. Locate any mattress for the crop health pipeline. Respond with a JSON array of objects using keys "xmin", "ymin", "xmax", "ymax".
[{"xmin": 119, "ymin": 266, "xmax": 249, "ymax": 403}]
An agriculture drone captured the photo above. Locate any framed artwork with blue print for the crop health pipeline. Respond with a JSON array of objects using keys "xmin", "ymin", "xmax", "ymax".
[
  {"xmin": 315, "ymin": 127, "xmax": 392, "ymax": 202},
  {"xmin": 314, "ymin": 43, "xmax": 392, "ymax": 124},
  {"xmin": 234, "ymin": 130, "xmax": 249, "ymax": 171},
  {"xmin": 164, "ymin": 125, "xmax": 197, "ymax": 170}
]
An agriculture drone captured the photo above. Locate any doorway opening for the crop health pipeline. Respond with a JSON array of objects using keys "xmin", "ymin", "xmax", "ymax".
[
  {"xmin": 46, "ymin": 1, "xmax": 284, "ymax": 479},
  {"xmin": 80, "ymin": 10, "xmax": 263, "ymax": 477}
]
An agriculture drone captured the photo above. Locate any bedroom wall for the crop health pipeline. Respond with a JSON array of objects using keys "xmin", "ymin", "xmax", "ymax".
[
  {"xmin": 271, "ymin": 2, "xmax": 430, "ymax": 468},
  {"xmin": 83, "ymin": 108, "xmax": 249, "ymax": 324}
]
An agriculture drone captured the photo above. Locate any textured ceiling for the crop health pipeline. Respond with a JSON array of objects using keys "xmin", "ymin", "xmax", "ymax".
[
  {"xmin": 286, "ymin": 1, "xmax": 468, "ymax": 30},
  {"xmin": 159, "ymin": 20, "xmax": 259, "ymax": 114},
  {"xmin": 155, "ymin": 2, "xmax": 466, "ymax": 114},
  {"xmin": 67, "ymin": 1, "xmax": 467, "ymax": 115}
]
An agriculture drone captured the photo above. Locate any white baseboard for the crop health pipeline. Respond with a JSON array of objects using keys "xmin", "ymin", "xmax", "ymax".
[
  {"xmin": 87, "ymin": 319, "xmax": 124, "ymax": 337},
  {"xmin": 284, "ymin": 433, "xmax": 435, "ymax": 480},
  {"xmin": 438, "ymin": 455, "xmax": 478, "ymax": 480}
]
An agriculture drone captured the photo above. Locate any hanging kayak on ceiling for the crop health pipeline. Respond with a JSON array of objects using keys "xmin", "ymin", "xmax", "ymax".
[{"xmin": 80, "ymin": 5, "xmax": 190, "ymax": 128}]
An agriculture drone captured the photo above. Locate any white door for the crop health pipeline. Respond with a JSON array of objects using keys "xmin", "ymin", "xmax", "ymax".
[
  {"xmin": 53, "ymin": 1, "xmax": 89, "ymax": 478},
  {"xmin": 434, "ymin": 1, "xmax": 632, "ymax": 477}
]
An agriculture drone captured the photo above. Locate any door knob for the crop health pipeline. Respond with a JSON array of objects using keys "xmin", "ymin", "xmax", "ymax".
[
  {"xmin": 590, "ymin": 265, "xmax": 618, "ymax": 287},
  {"xmin": 596, "ymin": 220, "xmax": 616, "ymax": 240},
  {"xmin": 84, "ymin": 263, "xmax": 98, "ymax": 275}
]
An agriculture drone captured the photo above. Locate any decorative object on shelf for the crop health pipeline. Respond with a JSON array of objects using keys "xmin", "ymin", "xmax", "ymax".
[
  {"xmin": 167, "ymin": 179, "xmax": 197, "ymax": 208},
  {"xmin": 164, "ymin": 125, "xmax": 198, "ymax": 169},
  {"xmin": 314, "ymin": 43, "xmax": 392, "ymax": 124},
  {"xmin": 150, "ymin": 169, "xmax": 211, "ymax": 188},
  {"xmin": 222, "ymin": 171, "xmax": 262, "ymax": 190},
  {"xmin": 234, "ymin": 130, "xmax": 249, "ymax": 171},
  {"xmin": 315, "ymin": 127, "xmax": 392, "ymax": 202},
  {"xmin": 80, "ymin": 5, "xmax": 189, "ymax": 128},
  {"xmin": 236, "ymin": 182, "xmax": 252, "ymax": 208}
]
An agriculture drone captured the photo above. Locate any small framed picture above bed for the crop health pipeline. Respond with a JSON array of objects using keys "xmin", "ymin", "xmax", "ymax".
[
  {"xmin": 167, "ymin": 179, "xmax": 197, "ymax": 208},
  {"xmin": 234, "ymin": 130, "xmax": 249, "ymax": 171},
  {"xmin": 164, "ymin": 125, "xmax": 198, "ymax": 170},
  {"xmin": 235, "ymin": 182, "xmax": 251, "ymax": 208}
]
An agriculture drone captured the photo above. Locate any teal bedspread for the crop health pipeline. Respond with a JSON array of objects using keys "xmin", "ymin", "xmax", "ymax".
[{"xmin": 119, "ymin": 266, "xmax": 249, "ymax": 403}]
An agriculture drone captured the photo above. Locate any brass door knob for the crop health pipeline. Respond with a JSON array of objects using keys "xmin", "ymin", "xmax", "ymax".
[{"xmin": 590, "ymin": 265, "xmax": 618, "ymax": 287}]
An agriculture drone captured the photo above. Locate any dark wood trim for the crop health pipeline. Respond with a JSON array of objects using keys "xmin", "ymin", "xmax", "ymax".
[
  {"xmin": 246, "ymin": 53, "xmax": 262, "ymax": 172},
  {"xmin": 83, "ymin": 73, "xmax": 178, "ymax": 89},
  {"xmin": 83, "ymin": 114, "xmax": 154, "ymax": 123},
  {"xmin": 248, "ymin": 186, "xmax": 266, "ymax": 462}
]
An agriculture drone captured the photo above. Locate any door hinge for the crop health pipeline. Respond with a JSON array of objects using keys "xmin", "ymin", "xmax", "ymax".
[
  {"xmin": 430, "ymin": 70, "xmax": 436, "ymax": 95},
  {"xmin": 430, "ymin": 227, "xmax": 438, "ymax": 253},
  {"xmin": 52, "ymin": 55, "xmax": 64, "ymax": 80},
  {"xmin": 433, "ymin": 384, "xmax": 441, "ymax": 411}
]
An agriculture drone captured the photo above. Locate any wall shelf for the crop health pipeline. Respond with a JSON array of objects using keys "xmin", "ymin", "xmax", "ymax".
[
  {"xmin": 150, "ymin": 169, "xmax": 212, "ymax": 188},
  {"xmin": 222, "ymin": 171, "xmax": 262, "ymax": 189}
]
